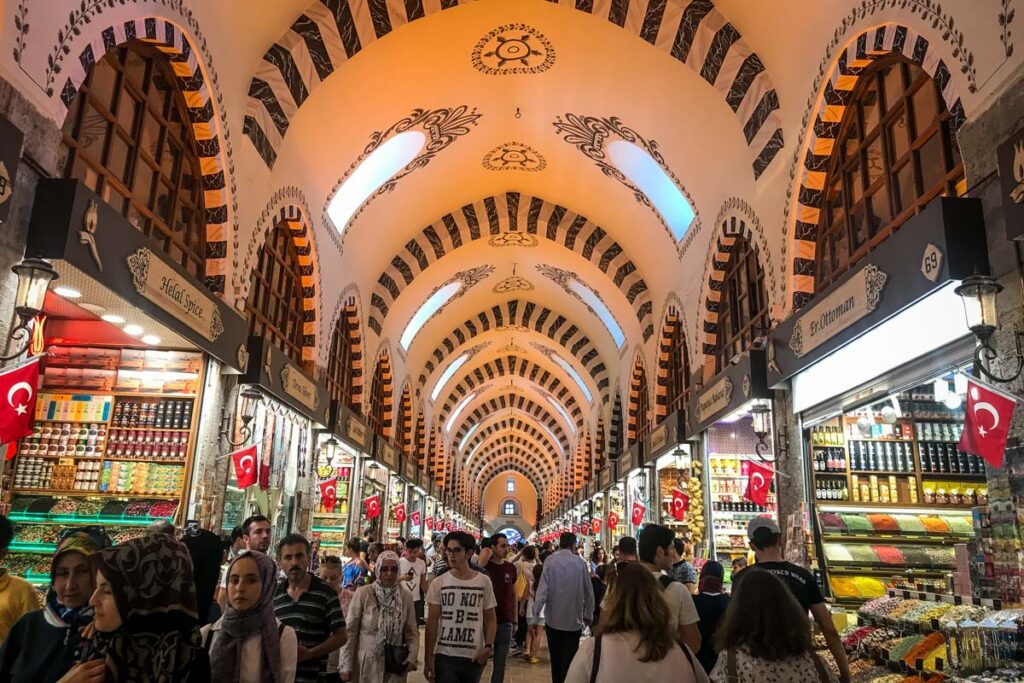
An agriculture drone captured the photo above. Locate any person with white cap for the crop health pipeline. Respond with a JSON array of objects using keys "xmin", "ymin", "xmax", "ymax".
[{"xmin": 733, "ymin": 516, "xmax": 850, "ymax": 683}]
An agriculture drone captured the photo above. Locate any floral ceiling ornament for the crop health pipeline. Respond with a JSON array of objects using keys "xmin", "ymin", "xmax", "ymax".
[
  {"xmin": 492, "ymin": 263, "xmax": 534, "ymax": 294},
  {"xmin": 472, "ymin": 23, "xmax": 556, "ymax": 75},
  {"xmin": 488, "ymin": 231, "xmax": 539, "ymax": 248},
  {"xmin": 552, "ymin": 113, "xmax": 698, "ymax": 246},
  {"xmin": 482, "ymin": 142, "xmax": 547, "ymax": 172}
]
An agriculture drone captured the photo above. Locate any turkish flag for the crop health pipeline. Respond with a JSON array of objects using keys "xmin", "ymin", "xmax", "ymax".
[
  {"xmin": 446, "ymin": 520, "xmax": 455, "ymax": 531},
  {"xmin": 231, "ymin": 444, "xmax": 258, "ymax": 489},
  {"xmin": 607, "ymin": 511, "xmax": 620, "ymax": 529},
  {"xmin": 744, "ymin": 459, "xmax": 774, "ymax": 507},
  {"xmin": 631, "ymin": 501, "xmax": 646, "ymax": 526},
  {"xmin": 591, "ymin": 517, "xmax": 602, "ymax": 535},
  {"xmin": 671, "ymin": 489, "xmax": 689, "ymax": 521},
  {"xmin": 365, "ymin": 494, "xmax": 381, "ymax": 519},
  {"xmin": 411, "ymin": 510, "xmax": 422, "ymax": 527},
  {"xmin": 425, "ymin": 516, "xmax": 434, "ymax": 531},
  {"xmin": 393, "ymin": 503, "xmax": 407, "ymax": 524},
  {"xmin": 570, "ymin": 524, "xmax": 578, "ymax": 533},
  {"xmin": 0, "ymin": 356, "xmax": 40, "ymax": 449},
  {"xmin": 959, "ymin": 376, "xmax": 1017, "ymax": 468},
  {"xmin": 319, "ymin": 477, "xmax": 338, "ymax": 512}
]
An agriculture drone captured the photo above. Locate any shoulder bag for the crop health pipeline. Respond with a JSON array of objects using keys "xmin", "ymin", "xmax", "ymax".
[
  {"xmin": 374, "ymin": 591, "xmax": 411, "ymax": 674},
  {"xmin": 725, "ymin": 648, "xmax": 831, "ymax": 682}
]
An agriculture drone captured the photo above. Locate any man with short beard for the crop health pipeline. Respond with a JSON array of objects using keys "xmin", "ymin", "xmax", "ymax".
[{"xmin": 274, "ymin": 533, "xmax": 347, "ymax": 683}]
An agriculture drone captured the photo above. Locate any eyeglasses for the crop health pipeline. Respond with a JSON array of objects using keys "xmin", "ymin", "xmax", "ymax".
[{"xmin": 445, "ymin": 547, "xmax": 465, "ymax": 554}]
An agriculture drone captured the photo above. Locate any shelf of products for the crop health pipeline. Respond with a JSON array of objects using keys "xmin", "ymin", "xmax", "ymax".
[
  {"xmin": 707, "ymin": 451, "xmax": 777, "ymax": 561},
  {"xmin": 4, "ymin": 346, "xmax": 200, "ymax": 585},
  {"xmin": 656, "ymin": 452, "xmax": 705, "ymax": 547},
  {"xmin": 312, "ymin": 462, "xmax": 353, "ymax": 555}
]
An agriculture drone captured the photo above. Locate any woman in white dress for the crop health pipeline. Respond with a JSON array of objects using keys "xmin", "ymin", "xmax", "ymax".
[{"xmin": 340, "ymin": 551, "xmax": 418, "ymax": 682}]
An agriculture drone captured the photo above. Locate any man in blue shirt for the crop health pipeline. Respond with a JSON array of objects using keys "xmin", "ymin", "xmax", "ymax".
[{"xmin": 534, "ymin": 533, "xmax": 594, "ymax": 683}]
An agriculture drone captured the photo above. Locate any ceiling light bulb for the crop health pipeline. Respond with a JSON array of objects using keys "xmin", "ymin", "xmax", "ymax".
[
  {"xmin": 53, "ymin": 286, "xmax": 82, "ymax": 298},
  {"xmin": 141, "ymin": 334, "xmax": 161, "ymax": 345},
  {"xmin": 123, "ymin": 324, "xmax": 144, "ymax": 336},
  {"xmin": 101, "ymin": 314, "xmax": 125, "ymax": 324}
]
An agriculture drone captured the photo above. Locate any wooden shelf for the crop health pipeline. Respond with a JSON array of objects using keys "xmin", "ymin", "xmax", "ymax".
[
  {"xmin": 109, "ymin": 426, "xmax": 189, "ymax": 432},
  {"xmin": 104, "ymin": 457, "xmax": 186, "ymax": 464},
  {"xmin": 12, "ymin": 488, "xmax": 179, "ymax": 499}
]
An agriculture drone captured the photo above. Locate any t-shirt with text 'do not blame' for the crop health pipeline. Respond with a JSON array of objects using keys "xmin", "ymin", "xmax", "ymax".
[{"xmin": 426, "ymin": 570, "xmax": 497, "ymax": 659}]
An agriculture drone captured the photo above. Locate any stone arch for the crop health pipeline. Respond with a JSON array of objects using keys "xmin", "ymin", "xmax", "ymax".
[
  {"xmin": 243, "ymin": 0, "xmax": 783, "ymax": 177},
  {"xmin": 462, "ymin": 417, "xmax": 563, "ymax": 470},
  {"xmin": 395, "ymin": 381, "xmax": 413, "ymax": 454},
  {"xmin": 473, "ymin": 449, "xmax": 553, "ymax": 487},
  {"xmin": 325, "ymin": 288, "xmax": 365, "ymax": 412},
  {"xmin": 368, "ymin": 193, "xmax": 654, "ymax": 342},
  {"xmin": 476, "ymin": 460, "xmax": 548, "ymax": 498},
  {"xmin": 627, "ymin": 350, "xmax": 651, "ymax": 446},
  {"xmin": 610, "ymin": 391, "xmax": 624, "ymax": 460},
  {"xmin": 785, "ymin": 21, "xmax": 968, "ymax": 310},
  {"xmin": 468, "ymin": 432, "xmax": 559, "ymax": 475},
  {"xmin": 369, "ymin": 346, "xmax": 394, "ymax": 438},
  {"xmin": 455, "ymin": 396, "xmax": 570, "ymax": 457}
]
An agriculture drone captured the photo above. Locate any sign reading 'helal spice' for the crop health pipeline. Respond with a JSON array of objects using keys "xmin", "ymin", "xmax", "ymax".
[
  {"xmin": 789, "ymin": 264, "xmax": 888, "ymax": 358},
  {"xmin": 126, "ymin": 248, "xmax": 224, "ymax": 342}
]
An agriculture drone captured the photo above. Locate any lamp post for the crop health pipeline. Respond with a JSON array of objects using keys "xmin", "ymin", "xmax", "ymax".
[
  {"xmin": 750, "ymin": 400, "xmax": 774, "ymax": 462},
  {"xmin": 955, "ymin": 273, "xmax": 1024, "ymax": 382},
  {"xmin": 222, "ymin": 385, "xmax": 262, "ymax": 447},
  {"xmin": 1, "ymin": 257, "xmax": 58, "ymax": 361}
]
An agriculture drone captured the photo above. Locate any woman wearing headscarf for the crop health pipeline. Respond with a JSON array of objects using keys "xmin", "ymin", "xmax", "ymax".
[
  {"xmin": 0, "ymin": 529, "xmax": 109, "ymax": 682},
  {"xmin": 74, "ymin": 533, "xmax": 211, "ymax": 682},
  {"xmin": 183, "ymin": 527, "xmax": 225, "ymax": 626},
  {"xmin": 692, "ymin": 561, "xmax": 730, "ymax": 675},
  {"xmin": 202, "ymin": 550, "xmax": 297, "ymax": 683},
  {"xmin": 340, "ymin": 551, "xmax": 418, "ymax": 682}
]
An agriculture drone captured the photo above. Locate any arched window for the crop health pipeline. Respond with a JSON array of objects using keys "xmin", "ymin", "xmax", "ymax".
[
  {"xmin": 665, "ymin": 318, "xmax": 691, "ymax": 416},
  {"xmin": 62, "ymin": 44, "xmax": 209, "ymax": 284},
  {"xmin": 715, "ymin": 237, "xmax": 769, "ymax": 373},
  {"xmin": 396, "ymin": 386, "xmax": 412, "ymax": 454},
  {"xmin": 326, "ymin": 305, "xmax": 360, "ymax": 410},
  {"xmin": 630, "ymin": 361, "xmax": 650, "ymax": 445},
  {"xmin": 610, "ymin": 396, "xmax": 624, "ymax": 460},
  {"xmin": 506, "ymin": 477, "xmax": 515, "ymax": 493},
  {"xmin": 596, "ymin": 415, "xmax": 606, "ymax": 471},
  {"xmin": 502, "ymin": 499, "xmax": 518, "ymax": 516},
  {"xmin": 815, "ymin": 57, "xmax": 965, "ymax": 293},
  {"xmin": 245, "ymin": 222, "xmax": 308, "ymax": 366},
  {"xmin": 368, "ymin": 354, "xmax": 392, "ymax": 439}
]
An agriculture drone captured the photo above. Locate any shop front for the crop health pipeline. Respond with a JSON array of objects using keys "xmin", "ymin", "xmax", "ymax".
[
  {"xmin": 401, "ymin": 455, "xmax": 425, "ymax": 540},
  {"xmin": 646, "ymin": 412, "xmax": 706, "ymax": 554},
  {"xmin": 233, "ymin": 335, "xmax": 330, "ymax": 540},
  {"xmin": 611, "ymin": 442, "xmax": 651, "ymax": 538},
  {"xmin": 687, "ymin": 348, "xmax": 774, "ymax": 583},
  {"xmin": 4, "ymin": 178, "xmax": 249, "ymax": 586},
  {"xmin": 424, "ymin": 483, "xmax": 441, "ymax": 540},
  {"xmin": 766, "ymin": 197, "xmax": 990, "ymax": 607},
  {"xmin": 592, "ymin": 463, "xmax": 614, "ymax": 548},
  {"xmin": 372, "ymin": 437, "xmax": 404, "ymax": 543},
  {"xmin": 352, "ymin": 435, "xmax": 397, "ymax": 542},
  {"xmin": 310, "ymin": 401, "xmax": 370, "ymax": 558}
]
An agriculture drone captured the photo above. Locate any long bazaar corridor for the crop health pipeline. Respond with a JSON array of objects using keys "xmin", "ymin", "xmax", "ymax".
[{"xmin": 0, "ymin": 1, "xmax": 1019, "ymax": 682}]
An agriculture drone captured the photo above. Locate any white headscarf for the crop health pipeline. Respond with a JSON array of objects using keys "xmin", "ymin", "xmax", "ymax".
[{"xmin": 372, "ymin": 551, "xmax": 405, "ymax": 656}]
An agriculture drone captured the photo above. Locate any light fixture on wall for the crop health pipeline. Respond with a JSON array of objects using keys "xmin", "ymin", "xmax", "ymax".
[
  {"xmin": 955, "ymin": 273, "xmax": 1024, "ymax": 382},
  {"xmin": 1, "ymin": 257, "xmax": 58, "ymax": 361},
  {"xmin": 750, "ymin": 400, "xmax": 773, "ymax": 461},
  {"xmin": 222, "ymin": 385, "xmax": 262, "ymax": 447}
]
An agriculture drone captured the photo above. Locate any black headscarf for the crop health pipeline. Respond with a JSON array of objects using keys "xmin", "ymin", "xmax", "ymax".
[{"xmin": 182, "ymin": 529, "xmax": 223, "ymax": 625}]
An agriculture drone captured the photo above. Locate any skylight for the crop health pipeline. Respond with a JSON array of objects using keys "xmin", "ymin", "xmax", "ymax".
[
  {"xmin": 432, "ymin": 352, "xmax": 470, "ymax": 402},
  {"xmin": 567, "ymin": 279, "xmax": 625, "ymax": 348},
  {"xmin": 548, "ymin": 352, "xmax": 593, "ymax": 403},
  {"xmin": 327, "ymin": 131, "xmax": 425, "ymax": 236},
  {"xmin": 545, "ymin": 395, "xmax": 576, "ymax": 434},
  {"xmin": 401, "ymin": 281, "xmax": 463, "ymax": 351},
  {"xmin": 459, "ymin": 423, "xmax": 481, "ymax": 453},
  {"xmin": 466, "ymin": 439, "xmax": 485, "ymax": 464},
  {"xmin": 539, "ymin": 422, "xmax": 564, "ymax": 456},
  {"xmin": 446, "ymin": 390, "xmax": 479, "ymax": 433},
  {"xmin": 607, "ymin": 140, "xmax": 695, "ymax": 242}
]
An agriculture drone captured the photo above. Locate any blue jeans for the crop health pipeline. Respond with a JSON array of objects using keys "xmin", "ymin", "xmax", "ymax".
[{"xmin": 490, "ymin": 622, "xmax": 514, "ymax": 682}]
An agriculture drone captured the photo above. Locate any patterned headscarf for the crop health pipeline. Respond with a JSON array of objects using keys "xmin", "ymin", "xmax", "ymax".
[
  {"xmin": 88, "ymin": 533, "xmax": 206, "ymax": 682},
  {"xmin": 372, "ymin": 551, "xmax": 405, "ymax": 657},
  {"xmin": 48, "ymin": 528, "xmax": 109, "ymax": 626},
  {"xmin": 211, "ymin": 551, "xmax": 282, "ymax": 683}
]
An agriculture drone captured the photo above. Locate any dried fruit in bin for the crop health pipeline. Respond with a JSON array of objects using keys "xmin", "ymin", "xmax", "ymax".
[
  {"xmin": 148, "ymin": 501, "xmax": 178, "ymax": 518},
  {"xmin": 75, "ymin": 500, "xmax": 104, "ymax": 515},
  {"xmin": 2, "ymin": 553, "xmax": 45, "ymax": 576},
  {"xmin": 50, "ymin": 500, "xmax": 79, "ymax": 514},
  {"xmin": 112, "ymin": 529, "xmax": 146, "ymax": 545},
  {"xmin": 124, "ymin": 501, "xmax": 154, "ymax": 516},
  {"xmin": 14, "ymin": 525, "xmax": 60, "ymax": 544}
]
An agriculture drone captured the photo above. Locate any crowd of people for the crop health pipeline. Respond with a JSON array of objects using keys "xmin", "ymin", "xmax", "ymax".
[{"xmin": 0, "ymin": 510, "xmax": 850, "ymax": 682}]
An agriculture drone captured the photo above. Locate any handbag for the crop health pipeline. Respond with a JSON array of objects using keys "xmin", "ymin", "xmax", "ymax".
[{"xmin": 373, "ymin": 591, "xmax": 410, "ymax": 674}]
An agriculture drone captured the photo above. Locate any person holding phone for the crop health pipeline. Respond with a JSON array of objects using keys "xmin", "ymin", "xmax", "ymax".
[{"xmin": 397, "ymin": 539, "xmax": 427, "ymax": 625}]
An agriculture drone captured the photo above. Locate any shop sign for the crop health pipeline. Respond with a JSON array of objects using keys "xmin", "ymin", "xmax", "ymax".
[
  {"xmin": 27, "ymin": 179, "xmax": 249, "ymax": 372},
  {"xmin": 126, "ymin": 248, "xmax": 225, "ymax": 342},
  {"xmin": 375, "ymin": 437, "xmax": 399, "ymax": 471},
  {"xmin": 598, "ymin": 466, "xmax": 612, "ymax": 490},
  {"xmin": 330, "ymin": 401, "xmax": 370, "ymax": 452},
  {"xmin": 645, "ymin": 410, "xmax": 682, "ymax": 460},
  {"xmin": 788, "ymin": 264, "xmax": 888, "ymax": 358},
  {"xmin": 280, "ymin": 364, "xmax": 319, "ymax": 412},
  {"xmin": 240, "ymin": 335, "xmax": 330, "ymax": 426},
  {"xmin": 696, "ymin": 377, "xmax": 734, "ymax": 424},
  {"xmin": 999, "ymin": 125, "xmax": 1024, "ymax": 240},
  {"xmin": 0, "ymin": 115, "xmax": 24, "ymax": 226},
  {"xmin": 766, "ymin": 197, "xmax": 989, "ymax": 387},
  {"xmin": 687, "ymin": 349, "xmax": 770, "ymax": 434},
  {"xmin": 618, "ymin": 446, "xmax": 635, "ymax": 475},
  {"xmin": 403, "ymin": 455, "xmax": 418, "ymax": 482}
]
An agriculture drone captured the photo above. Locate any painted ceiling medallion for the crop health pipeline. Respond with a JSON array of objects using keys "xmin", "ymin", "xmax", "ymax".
[
  {"xmin": 492, "ymin": 275, "xmax": 534, "ymax": 294},
  {"xmin": 488, "ymin": 231, "xmax": 539, "ymax": 248},
  {"xmin": 482, "ymin": 142, "xmax": 547, "ymax": 172},
  {"xmin": 472, "ymin": 24, "xmax": 555, "ymax": 75}
]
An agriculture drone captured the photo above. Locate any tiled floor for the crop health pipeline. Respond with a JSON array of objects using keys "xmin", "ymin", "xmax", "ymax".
[{"xmin": 407, "ymin": 640, "xmax": 556, "ymax": 683}]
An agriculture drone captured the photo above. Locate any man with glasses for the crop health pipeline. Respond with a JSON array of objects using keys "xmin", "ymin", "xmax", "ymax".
[
  {"xmin": 425, "ymin": 532, "xmax": 497, "ymax": 683},
  {"xmin": 483, "ymin": 533, "xmax": 517, "ymax": 682}
]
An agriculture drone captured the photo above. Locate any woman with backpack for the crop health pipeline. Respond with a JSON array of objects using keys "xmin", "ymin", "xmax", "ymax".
[
  {"xmin": 202, "ymin": 550, "xmax": 297, "ymax": 683},
  {"xmin": 564, "ymin": 562, "xmax": 708, "ymax": 682}
]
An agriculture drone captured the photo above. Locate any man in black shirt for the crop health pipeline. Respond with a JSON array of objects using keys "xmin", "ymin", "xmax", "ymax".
[{"xmin": 736, "ymin": 517, "xmax": 850, "ymax": 683}]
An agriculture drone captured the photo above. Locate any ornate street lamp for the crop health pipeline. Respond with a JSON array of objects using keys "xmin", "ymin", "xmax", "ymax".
[
  {"xmin": 2, "ymin": 257, "xmax": 57, "ymax": 361},
  {"xmin": 750, "ymin": 400, "xmax": 773, "ymax": 461},
  {"xmin": 955, "ymin": 273, "xmax": 1024, "ymax": 382},
  {"xmin": 222, "ymin": 385, "xmax": 262, "ymax": 447}
]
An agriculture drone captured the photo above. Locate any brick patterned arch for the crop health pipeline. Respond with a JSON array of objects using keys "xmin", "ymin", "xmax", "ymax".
[
  {"xmin": 418, "ymin": 298, "xmax": 610, "ymax": 402},
  {"xmin": 472, "ymin": 445, "xmax": 555, "ymax": 482},
  {"xmin": 243, "ymin": 0, "xmax": 783, "ymax": 177},
  {"xmin": 455, "ymin": 396, "xmax": 570, "ymax": 456},
  {"xmin": 467, "ymin": 432, "xmax": 559, "ymax": 474},
  {"xmin": 475, "ymin": 457, "xmax": 549, "ymax": 498},
  {"xmin": 395, "ymin": 382, "xmax": 413, "ymax": 454},
  {"xmin": 595, "ymin": 414, "xmax": 607, "ymax": 470},
  {"xmin": 461, "ymin": 415, "xmax": 564, "ymax": 467},
  {"xmin": 56, "ymin": 16, "xmax": 234, "ymax": 294},
  {"xmin": 369, "ymin": 347, "xmax": 394, "ymax": 438},
  {"xmin": 437, "ymin": 356, "xmax": 583, "ymax": 429},
  {"xmin": 787, "ymin": 22, "xmax": 967, "ymax": 309},
  {"xmin": 627, "ymin": 350, "xmax": 651, "ymax": 446},
  {"xmin": 369, "ymin": 193, "xmax": 654, "ymax": 342},
  {"xmin": 655, "ymin": 297, "xmax": 694, "ymax": 421},
  {"xmin": 610, "ymin": 391, "xmax": 624, "ymax": 460},
  {"xmin": 326, "ymin": 291, "xmax": 365, "ymax": 412}
]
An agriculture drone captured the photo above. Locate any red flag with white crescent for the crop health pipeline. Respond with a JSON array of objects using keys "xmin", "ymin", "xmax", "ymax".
[
  {"xmin": 744, "ymin": 459, "xmax": 774, "ymax": 507},
  {"xmin": 319, "ymin": 477, "xmax": 338, "ymax": 512},
  {"xmin": 230, "ymin": 444, "xmax": 258, "ymax": 489},
  {"xmin": 365, "ymin": 494, "xmax": 381, "ymax": 519},
  {"xmin": 959, "ymin": 375, "xmax": 1016, "ymax": 468},
  {"xmin": 591, "ymin": 517, "xmax": 602, "ymax": 535},
  {"xmin": 425, "ymin": 516, "xmax": 434, "ymax": 531},
  {"xmin": 411, "ymin": 510, "xmax": 422, "ymax": 527},
  {"xmin": 671, "ymin": 489, "xmax": 689, "ymax": 521},
  {"xmin": 607, "ymin": 510, "xmax": 620, "ymax": 529},
  {"xmin": 393, "ymin": 503, "xmax": 407, "ymax": 524},
  {"xmin": 446, "ymin": 520, "xmax": 455, "ymax": 532},
  {"xmin": 630, "ymin": 501, "xmax": 646, "ymax": 526},
  {"xmin": 0, "ymin": 356, "xmax": 40, "ymax": 451}
]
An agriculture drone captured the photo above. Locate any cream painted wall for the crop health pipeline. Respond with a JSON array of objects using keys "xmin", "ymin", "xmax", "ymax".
[{"xmin": 482, "ymin": 471, "xmax": 538, "ymax": 533}]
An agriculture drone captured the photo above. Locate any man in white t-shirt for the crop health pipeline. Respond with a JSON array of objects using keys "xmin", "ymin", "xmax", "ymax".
[
  {"xmin": 400, "ymin": 538, "xmax": 428, "ymax": 625},
  {"xmin": 638, "ymin": 523, "xmax": 701, "ymax": 654},
  {"xmin": 425, "ymin": 531, "xmax": 497, "ymax": 683}
]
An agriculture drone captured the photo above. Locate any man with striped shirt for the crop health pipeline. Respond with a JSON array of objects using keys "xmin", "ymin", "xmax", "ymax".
[{"xmin": 274, "ymin": 533, "xmax": 347, "ymax": 683}]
